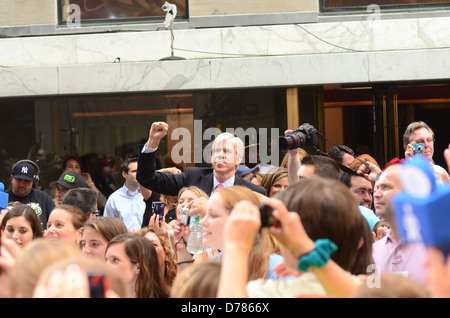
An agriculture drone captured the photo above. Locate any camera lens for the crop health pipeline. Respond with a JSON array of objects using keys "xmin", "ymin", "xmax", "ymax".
[
  {"xmin": 279, "ymin": 131, "xmax": 306, "ymax": 151},
  {"xmin": 279, "ymin": 136, "xmax": 292, "ymax": 151}
]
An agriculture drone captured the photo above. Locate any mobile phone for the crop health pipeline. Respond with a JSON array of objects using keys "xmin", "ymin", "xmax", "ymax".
[
  {"xmin": 413, "ymin": 143, "xmax": 425, "ymax": 154},
  {"xmin": 180, "ymin": 206, "xmax": 190, "ymax": 226},
  {"xmin": 152, "ymin": 201, "xmax": 165, "ymax": 221},
  {"xmin": 258, "ymin": 204, "xmax": 276, "ymax": 228},
  {"xmin": 88, "ymin": 272, "xmax": 107, "ymax": 298}
]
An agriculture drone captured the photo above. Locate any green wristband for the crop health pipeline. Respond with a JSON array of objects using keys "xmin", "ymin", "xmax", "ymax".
[{"xmin": 297, "ymin": 239, "xmax": 338, "ymax": 272}]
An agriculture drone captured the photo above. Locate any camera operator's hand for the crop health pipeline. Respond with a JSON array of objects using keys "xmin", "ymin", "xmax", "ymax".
[
  {"xmin": 262, "ymin": 196, "xmax": 315, "ymax": 263},
  {"xmin": 272, "ymin": 248, "xmax": 302, "ymax": 278},
  {"xmin": 173, "ymin": 221, "xmax": 196, "ymax": 273},
  {"xmin": 147, "ymin": 121, "xmax": 169, "ymax": 149},
  {"xmin": 372, "ymin": 226, "xmax": 390, "ymax": 242},
  {"xmin": 285, "ymin": 129, "xmax": 301, "ymax": 184},
  {"xmin": 356, "ymin": 161, "xmax": 381, "ymax": 183},
  {"xmin": 174, "ymin": 221, "xmax": 189, "ymax": 250},
  {"xmin": 148, "ymin": 213, "xmax": 173, "ymax": 238},
  {"xmin": 225, "ymin": 200, "xmax": 261, "ymax": 254},
  {"xmin": 284, "ymin": 129, "xmax": 298, "ymax": 155},
  {"xmin": 186, "ymin": 197, "xmax": 208, "ymax": 217},
  {"xmin": 405, "ymin": 143, "xmax": 415, "ymax": 159}
]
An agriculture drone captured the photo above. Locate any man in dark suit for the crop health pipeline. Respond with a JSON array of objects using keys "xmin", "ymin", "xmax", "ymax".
[{"xmin": 137, "ymin": 121, "xmax": 267, "ymax": 197}]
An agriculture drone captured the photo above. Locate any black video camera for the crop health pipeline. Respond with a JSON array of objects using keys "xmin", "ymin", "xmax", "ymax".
[{"xmin": 279, "ymin": 123, "xmax": 319, "ymax": 151}]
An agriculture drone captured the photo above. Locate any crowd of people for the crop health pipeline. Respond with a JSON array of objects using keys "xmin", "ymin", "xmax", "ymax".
[{"xmin": 0, "ymin": 120, "xmax": 449, "ymax": 299}]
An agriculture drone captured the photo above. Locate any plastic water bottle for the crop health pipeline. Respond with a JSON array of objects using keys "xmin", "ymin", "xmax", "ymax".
[{"xmin": 187, "ymin": 215, "xmax": 204, "ymax": 254}]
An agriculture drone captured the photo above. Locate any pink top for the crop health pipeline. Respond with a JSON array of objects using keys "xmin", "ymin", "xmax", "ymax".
[{"xmin": 372, "ymin": 231, "xmax": 428, "ymax": 286}]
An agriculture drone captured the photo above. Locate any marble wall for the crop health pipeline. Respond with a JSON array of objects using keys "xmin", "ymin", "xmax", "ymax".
[
  {"xmin": 0, "ymin": 0, "xmax": 56, "ymax": 26},
  {"xmin": 1, "ymin": 16, "xmax": 449, "ymax": 97},
  {"xmin": 188, "ymin": 0, "xmax": 318, "ymax": 15}
]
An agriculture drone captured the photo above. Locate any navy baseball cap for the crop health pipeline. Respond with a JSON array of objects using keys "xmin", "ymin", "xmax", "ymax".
[
  {"xmin": 12, "ymin": 162, "xmax": 36, "ymax": 181},
  {"xmin": 236, "ymin": 164, "xmax": 258, "ymax": 177}
]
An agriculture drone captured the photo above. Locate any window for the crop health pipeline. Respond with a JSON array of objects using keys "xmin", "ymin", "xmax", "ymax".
[
  {"xmin": 58, "ymin": 0, "xmax": 188, "ymax": 25},
  {"xmin": 320, "ymin": 0, "xmax": 450, "ymax": 13},
  {"xmin": 0, "ymin": 88, "xmax": 286, "ymax": 190}
]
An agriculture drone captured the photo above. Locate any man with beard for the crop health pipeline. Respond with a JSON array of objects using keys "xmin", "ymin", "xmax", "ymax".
[
  {"xmin": 340, "ymin": 172, "xmax": 374, "ymax": 209},
  {"xmin": 6, "ymin": 160, "xmax": 55, "ymax": 230}
]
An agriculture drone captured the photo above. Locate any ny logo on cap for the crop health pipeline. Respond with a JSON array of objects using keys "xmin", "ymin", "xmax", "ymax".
[{"xmin": 21, "ymin": 167, "xmax": 29, "ymax": 174}]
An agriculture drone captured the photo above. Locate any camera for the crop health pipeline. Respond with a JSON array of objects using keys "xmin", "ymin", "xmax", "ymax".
[
  {"xmin": 413, "ymin": 143, "xmax": 425, "ymax": 155},
  {"xmin": 279, "ymin": 123, "xmax": 319, "ymax": 151},
  {"xmin": 259, "ymin": 204, "xmax": 276, "ymax": 228},
  {"xmin": 180, "ymin": 206, "xmax": 190, "ymax": 226},
  {"xmin": 152, "ymin": 201, "xmax": 165, "ymax": 221}
]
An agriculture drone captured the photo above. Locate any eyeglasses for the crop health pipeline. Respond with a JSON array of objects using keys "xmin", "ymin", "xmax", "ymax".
[{"xmin": 413, "ymin": 138, "xmax": 434, "ymax": 145}]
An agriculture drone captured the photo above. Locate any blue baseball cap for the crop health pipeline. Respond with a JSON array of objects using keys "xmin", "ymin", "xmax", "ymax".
[{"xmin": 236, "ymin": 164, "xmax": 258, "ymax": 177}]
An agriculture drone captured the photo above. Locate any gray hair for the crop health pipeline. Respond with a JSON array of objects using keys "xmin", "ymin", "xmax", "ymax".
[
  {"xmin": 402, "ymin": 121, "xmax": 434, "ymax": 148},
  {"xmin": 211, "ymin": 132, "xmax": 244, "ymax": 163}
]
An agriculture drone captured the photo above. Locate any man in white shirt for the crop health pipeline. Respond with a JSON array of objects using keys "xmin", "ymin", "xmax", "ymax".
[{"xmin": 103, "ymin": 157, "xmax": 145, "ymax": 231}]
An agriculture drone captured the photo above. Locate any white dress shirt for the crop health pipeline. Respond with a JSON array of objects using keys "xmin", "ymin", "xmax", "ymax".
[{"xmin": 103, "ymin": 184, "xmax": 146, "ymax": 231}]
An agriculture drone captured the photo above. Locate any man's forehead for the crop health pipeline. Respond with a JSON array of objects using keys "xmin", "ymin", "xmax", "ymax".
[
  {"xmin": 350, "ymin": 175, "xmax": 372, "ymax": 188},
  {"xmin": 298, "ymin": 164, "xmax": 316, "ymax": 178},
  {"xmin": 411, "ymin": 127, "xmax": 432, "ymax": 140},
  {"xmin": 13, "ymin": 177, "xmax": 32, "ymax": 182},
  {"xmin": 128, "ymin": 162, "xmax": 138, "ymax": 169},
  {"xmin": 214, "ymin": 140, "xmax": 235, "ymax": 150},
  {"xmin": 376, "ymin": 165, "xmax": 401, "ymax": 186}
]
